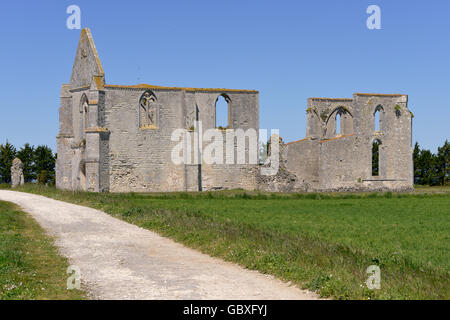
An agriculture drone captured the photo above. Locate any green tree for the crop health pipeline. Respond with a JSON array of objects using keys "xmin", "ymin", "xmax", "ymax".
[
  {"xmin": 435, "ymin": 140, "xmax": 449, "ymax": 186},
  {"xmin": 16, "ymin": 143, "xmax": 35, "ymax": 182},
  {"xmin": 0, "ymin": 141, "xmax": 17, "ymax": 183},
  {"xmin": 34, "ymin": 145, "xmax": 55, "ymax": 184},
  {"xmin": 418, "ymin": 149, "xmax": 439, "ymax": 185},
  {"xmin": 413, "ymin": 142, "xmax": 421, "ymax": 183},
  {"xmin": 413, "ymin": 141, "xmax": 445, "ymax": 186},
  {"xmin": 36, "ymin": 170, "xmax": 48, "ymax": 185}
]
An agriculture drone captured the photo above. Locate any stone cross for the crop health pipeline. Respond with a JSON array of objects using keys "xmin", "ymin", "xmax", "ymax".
[{"xmin": 11, "ymin": 158, "xmax": 24, "ymax": 188}]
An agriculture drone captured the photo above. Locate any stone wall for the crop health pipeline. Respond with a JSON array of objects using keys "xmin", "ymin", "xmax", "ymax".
[
  {"xmin": 56, "ymin": 28, "xmax": 413, "ymax": 194},
  {"xmin": 307, "ymin": 98, "xmax": 354, "ymax": 139},
  {"xmin": 257, "ymin": 136, "xmax": 298, "ymax": 192},
  {"xmin": 318, "ymin": 134, "xmax": 359, "ymax": 191},
  {"xmin": 191, "ymin": 91, "xmax": 259, "ymax": 191},
  {"xmin": 284, "ymin": 93, "xmax": 413, "ymax": 192},
  {"xmin": 56, "ymin": 84, "xmax": 75, "ymax": 190},
  {"xmin": 285, "ymin": 138, "xmax": 319, "ymax": 191},
  {"xmin": 351, "ymin": 93, "xmax": 413, "ymax": 191},
  {"xmin": 102, "ymin": 88, "xmax": 184, "ymax": 192},
  {"xmin": 102, "ymin": 88, "xmax": 259, "ymax": 192}
]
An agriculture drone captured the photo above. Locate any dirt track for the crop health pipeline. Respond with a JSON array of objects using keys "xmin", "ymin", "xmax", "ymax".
[{"xmin": 0, "ymin": 190, "xmax": 318, "ymax": 300}]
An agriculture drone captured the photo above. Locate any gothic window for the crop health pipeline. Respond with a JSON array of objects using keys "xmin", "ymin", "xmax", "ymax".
[
  {"xmin": 215, "ymin": 94, "xmax": 231, "ymax": 129},
  {"xmin": 80, "ymin": 94, "xmax": 89, "ymax": 136},
  {"xmin": 372, "ymin": 139, "xmax": 381, "ymax": 176},
  {"xmin": 374, "ymin": 105, "xmax": 383, "ymax": 132},
  {"xmin": 326, "ymin": 107, "xmax": 353, "ymax": 137},
  {"xmin": 139, "ymin": 91, "xmax": 157, "ymax": 128},
  {"xmin": 83, "ymin": 100, "xmax": 89, "ymax": 130},
  {"xmin": 336, "ymin": 112, "xmax": 341, "ymax": 135}
]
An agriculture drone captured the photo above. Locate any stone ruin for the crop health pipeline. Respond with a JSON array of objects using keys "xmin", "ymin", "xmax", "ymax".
[
  {"xmin": 11, "ymin": 158, "xmax": 24, "ymax": 188},
  {"xmin": 56, "ymin": 28, "xmax": 414, "ymax": 193},
  {"xmin": 257, "ymin": 135, "xmax": 299, "ymax": 192}
]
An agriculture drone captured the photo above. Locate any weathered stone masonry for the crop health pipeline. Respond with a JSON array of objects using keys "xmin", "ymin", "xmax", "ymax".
[
  {"xmin": 56, "ymin": 28, "xmax": 413, "ymax": 192},
  {"xmin": 284, "ymin": 94, "xmax": 414, "ymax": 192},
  {"xmin": 56, "ymin": 28, "xmax": 259, "ymax": 192}
]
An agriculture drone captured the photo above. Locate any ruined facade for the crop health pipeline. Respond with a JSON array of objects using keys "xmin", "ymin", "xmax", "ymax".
[
  {"xmin": 56, "ymin": 29, "xmax": 413, "ymax": 193},
  {"xmin": 56, "ymin": 28, "xmax": 259, "ymax": 192},
  {"xmin": 283, "ymin": 95, "xmax": 414, "ymax": 192}
]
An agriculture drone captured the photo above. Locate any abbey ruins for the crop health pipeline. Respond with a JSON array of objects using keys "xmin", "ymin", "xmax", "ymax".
[{"xmin": 56, "ymin": 28, "xmax": 414, "ymax": 193}]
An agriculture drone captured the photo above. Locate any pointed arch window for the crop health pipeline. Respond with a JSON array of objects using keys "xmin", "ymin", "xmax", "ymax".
[
  {"xmin": 372, "ymin": 139, "xmax": 381, "ymax": 176},
  {"xmin": 374, "ymin": 105, "xmax": 383, "ymax": 132},
  {"xmin": 139, "ymin": 91, "xmax": 157, "ymax": 128},
  {"xmin": 336, "ymin": 112, "xmax": 341, "ymax": 135},
  {"xmin": 80, "ymin": 94, "xmax": 89, "ymax": 136},
  {"xmin": 215, "ymin": 94, "xmax": 231, "ymax": 129},
  {"xmin": 326, "ymin": 107, "xmax": 353, "ymax": 137}
]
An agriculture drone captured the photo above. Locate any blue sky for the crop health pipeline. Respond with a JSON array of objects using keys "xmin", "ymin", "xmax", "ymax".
[{"xmin": 0, "ymin": 0, "xmax": 448, "ymax": 153}]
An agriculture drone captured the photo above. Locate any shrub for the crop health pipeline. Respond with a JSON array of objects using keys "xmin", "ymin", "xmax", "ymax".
[{"xmin": 37, "ymin": 170, "xmax": 48, "ymax": 185}]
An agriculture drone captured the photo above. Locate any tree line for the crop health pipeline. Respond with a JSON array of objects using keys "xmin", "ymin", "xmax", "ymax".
[
  {"xmin": 413, "ymin": 140, "xmax": 449, "ymax": 186},
  {"xmin": 0, "ymin": 141, "xmax": 56, "ymax": 185}
]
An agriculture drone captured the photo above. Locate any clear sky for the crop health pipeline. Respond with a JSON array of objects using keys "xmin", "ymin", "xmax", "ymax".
[{"xmin": 0, "ymin": 0, "xmax": 448, "ymax": 153}]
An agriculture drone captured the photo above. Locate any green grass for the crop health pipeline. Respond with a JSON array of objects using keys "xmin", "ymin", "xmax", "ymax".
[
  {"xmin": 3, "ymin": 184, "xmax": 450, "ymax": 300},
  {"xmin": 0, "ymin": 200, "xmax": 86, "ymax": 300}
]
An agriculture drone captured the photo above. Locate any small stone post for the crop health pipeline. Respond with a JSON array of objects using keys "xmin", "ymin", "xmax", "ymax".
[{"xmin": 11, "ymin": 158, "xmax": 24, "ymax": 188}]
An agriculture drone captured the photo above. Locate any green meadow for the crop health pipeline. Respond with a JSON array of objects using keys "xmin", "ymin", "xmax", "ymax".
[{"xmin": 2, "ymin": 184, "xmax": 449, "ymax": 300}]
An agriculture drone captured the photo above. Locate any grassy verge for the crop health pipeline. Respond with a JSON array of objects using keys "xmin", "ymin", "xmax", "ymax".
[
  {"xmin": 0, "ymin": 200, "xmax": 86, "ymax": 299},
  {"xmin": 3, "ymin": 184, "xmax": 450, "ymax": 300}
]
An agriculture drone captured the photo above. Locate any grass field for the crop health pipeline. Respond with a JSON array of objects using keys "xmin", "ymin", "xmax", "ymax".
[
  {"xmin": 2, "ymin": 184, "xmax": 449, "ymax": 300},
  {"xmin": 0, "ymin": 200, "xmax": 86, "ymax": 300}
]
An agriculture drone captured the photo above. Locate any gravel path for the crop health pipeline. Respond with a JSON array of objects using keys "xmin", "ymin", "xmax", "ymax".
[{"xmin": 0, "ymin": 190, "xmax": 318, "ymax": 300}]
